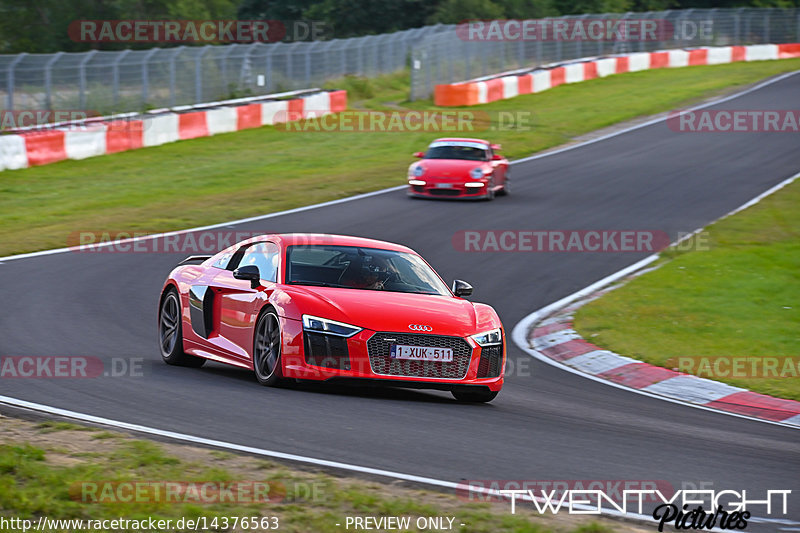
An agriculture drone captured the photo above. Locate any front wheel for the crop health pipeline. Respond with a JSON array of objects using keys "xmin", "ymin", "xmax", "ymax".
[
  {"xmin": 498, "ymin": 173, "xmax": 510, "ymax": 196},
  {"xmin": 253, "ymin": 309, "xmax": 283, "ymax": 386},
  {"xmin": 159, "ymin": 289, "xmax": 205, "ymax": 368},
  {"xmin": 452, "ymin": 389, "xmax": 498, "ymax": 403},
  {"xmin": 484, "ymin": 178, "xmax": 496, "ymax": 201}
]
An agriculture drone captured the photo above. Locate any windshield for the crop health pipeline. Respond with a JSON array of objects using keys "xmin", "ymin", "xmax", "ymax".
[
  {"xmin": 425, "ymin": 142, "xmax": 488, "ymax": 161},
  {"xmin": 286, "ymin": 245, "xmax": 450, "ymax": 296}
]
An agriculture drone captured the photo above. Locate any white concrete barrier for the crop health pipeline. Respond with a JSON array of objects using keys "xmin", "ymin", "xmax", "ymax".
[
  {"xmin": 302, "ymin": 92, "xmax": 331, "ymax": 119},
  {"xmin": 501, "ymin": 76, "xmax": 519, "ymax": 99},
  {"xmin": 745, "ymin": 44, "xmax": 778, "ymax": 61},
  {"xmin": 261, "ymin": 101, "xmax": 289, "ymax": 125},
  {"xmin": 206, "ymin": 107, "xmax": 238, "ymax": 135},
  {"xmin": 564, "ymin": 63, "xmax": 585, "ymax": 84},
  {"xmin": 595, "ymin": 58, "xmax": 617, "ymax": 77},
  {"xmin": 142, "ymin": 114, "xmax": 179, "ymax": 147},
  {"xmin": 0, "ymin": 134, "xmax": 28, "ymax": 170},
  {"xmin": 65, "ymin": 126, "xmax": 107, "ymax": 160},
  {"xmin": 628, "ymin": 52, "xmax": 651, "ymax": 72},
  {"xmin": 668, "ymin": 50, "xmax": 690, "ymax": 68},
  {"xmin": 532, "ymin": 70, "xmax": 551, "ymax": 93},
  {"xmin": 476, "ymin": 81, "xmax": 488, "ymax": 104},
  {"xmin": 706, "ymin": 46, "xmax": 733, "ymax": 65}
]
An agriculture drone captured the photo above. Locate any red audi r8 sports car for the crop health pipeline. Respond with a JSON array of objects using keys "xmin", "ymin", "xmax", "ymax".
[
  {"xmin": 158, "ymin": 234, "xmax": 505, "ymax": 402},
  {"xmin": 407, "ymin": 138, "xmax": 510, "ymax": 200}
]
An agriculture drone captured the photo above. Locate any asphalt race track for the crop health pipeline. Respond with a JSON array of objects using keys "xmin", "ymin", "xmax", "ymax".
[{"xmin": 2, "ymin": 72, "xmax": 799, "ymax": 530}]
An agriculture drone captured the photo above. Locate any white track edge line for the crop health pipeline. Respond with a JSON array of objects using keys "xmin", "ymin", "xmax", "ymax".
[
  {"xmin": 511, "ymin": 170, "xmax": 800, "ymax": 430},
  {"xmin": 2, "ymin": 68, "xmax": 798, "ymax": 264},
  {"xmin": 0, "ymin": 67, "xmax": 796, "ymax": 527},
  {"xmin": 512, "ymin": 69, "xmax": 800, "ymax": 165},
  {"xmin": 0, "ymin": 394, "xmax": 660, "ymax": 525}
]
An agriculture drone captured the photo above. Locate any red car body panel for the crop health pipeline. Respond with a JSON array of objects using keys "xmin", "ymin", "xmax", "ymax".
[
  {"xmin": 408, "ymin": 137, "xmax": 509, "ymax": 199},
  {"xmin": 161, "ymin": 234, "xmax": 505, "ymax": 393}
]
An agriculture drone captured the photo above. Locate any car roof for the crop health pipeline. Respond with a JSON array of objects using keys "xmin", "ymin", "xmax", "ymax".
[
  {"xmin": 432, "ymin": 137, "xmax": 491, "ymax": 145},
  {"xmin": 255, "ymin": 233, "xmax": 417, "ymax": 254}
]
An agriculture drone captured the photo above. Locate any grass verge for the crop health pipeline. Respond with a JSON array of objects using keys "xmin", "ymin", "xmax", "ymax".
[
  {"xmin": 574, "ymin": 178, "xmax": 800, "ymax": 401},
  {"xmin": 0, "ymin": 415, "xmax": 645, "ymax": 533},
  {"xmin": 2, "ymin": 59, "xmax": 800, "ymax": 257}
]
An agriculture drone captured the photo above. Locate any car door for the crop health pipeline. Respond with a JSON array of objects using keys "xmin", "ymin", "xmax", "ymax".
[{"xmin": 207, "ymin": 241, "xmax": 280, "ymax": 363}]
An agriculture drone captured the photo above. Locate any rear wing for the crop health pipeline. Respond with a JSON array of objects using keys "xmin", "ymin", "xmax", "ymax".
[{"xmin": 178, "ymin": 255, "xmax": 212, "ymax": 265}]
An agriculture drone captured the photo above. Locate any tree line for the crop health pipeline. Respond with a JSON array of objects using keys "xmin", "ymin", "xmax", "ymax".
[{"xmin": 1, "ymin": 0, "xmax": 797, "ymax": 53}]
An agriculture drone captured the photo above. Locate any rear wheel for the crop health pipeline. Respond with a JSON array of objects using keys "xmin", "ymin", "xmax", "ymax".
[
  {"xmin": 452, "ymin": 389, "xmax": 498, "ymax": 403},
  {"xmin": 253, "ymin": 309, "xmax": 283, "ymax": 386},
  {"xmin": 159, "ymin": 289, "xmax": 205, "ymax": 368}
]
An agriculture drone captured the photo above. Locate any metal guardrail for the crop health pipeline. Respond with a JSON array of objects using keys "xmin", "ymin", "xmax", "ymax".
[
  {"xmin": 0, "ymin": 25, "xmax": 448, "ymax": 113},
  {"xmin": 409, "ymin": 8, "xmax": 800, "ymax": 100},
  {"xmin": 1, "ymin": 8, "xmax": 798, "ymax": 111}
]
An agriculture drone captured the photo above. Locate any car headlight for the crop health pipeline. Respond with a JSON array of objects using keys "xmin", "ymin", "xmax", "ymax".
[
  {"xmin": 471, "ymin": 328, "xmax": 502, "ymax": 346},
  {"xmin": 302, "ymin": 315, "xmax": 362, "ymax": 337},
  {"xmin": 470, "ymin": 167, "xmax": 486, "ymax": 180},
  {"xmin": 413, "ymin": 165, "xmax": 425, "ymax": 177}
]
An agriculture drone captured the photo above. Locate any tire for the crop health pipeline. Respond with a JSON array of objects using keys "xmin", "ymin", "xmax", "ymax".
[
  {"xmin": 452, "ymin": 389, "xmax": 498, "ymax": 403},
  {"xmin": 484, "ymin": 178, "xmax": 496, "ymax": 201},
  {"xmin": 159, "ymin": 288, "xmax": 205, "ymax": 368},
  {"xmin": 253, "ymin": 308, "xmax": 283, "ymax": 386}
]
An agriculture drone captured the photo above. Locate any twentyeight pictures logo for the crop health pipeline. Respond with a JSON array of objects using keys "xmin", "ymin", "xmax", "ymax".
[{"xmin": 488, "ymin": 488, "xmax": 792, "ymax": 532}]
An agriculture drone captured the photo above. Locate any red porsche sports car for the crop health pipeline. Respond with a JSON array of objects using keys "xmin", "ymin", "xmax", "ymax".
[
  {"xmin": 158, "ymin": 234, "xmax": 505, "ymax": 402},
  {"xmin": 407, "ymin": 138, "xmax": 510, "ymax": 200}
]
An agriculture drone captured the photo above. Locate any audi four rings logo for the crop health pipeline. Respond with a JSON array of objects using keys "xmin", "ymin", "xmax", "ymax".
[{"xmin": 408, "ymin": 324, "xmax": 433, "ymax": 332}]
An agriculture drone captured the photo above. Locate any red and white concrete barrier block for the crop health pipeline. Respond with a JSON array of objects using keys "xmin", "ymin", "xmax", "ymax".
[
  {"xmin": 0, "ymin": 89, "xmax": 348, "ymax": 171},
  {"xmin": 435, "ymin": 43, "xmax": 800, "ymax": 106}
]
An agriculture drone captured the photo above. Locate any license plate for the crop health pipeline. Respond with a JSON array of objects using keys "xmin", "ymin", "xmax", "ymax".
[
  {"xmin": 390, "ymin": 345, "xmax": 453, "ymax": 362},
  {"xmin": 435, "ymin": 183, "xmax": 454, "ymax": 188}
]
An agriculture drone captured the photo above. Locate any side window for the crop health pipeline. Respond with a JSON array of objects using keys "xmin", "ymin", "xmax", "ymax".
[
  {"xmin": 212, "ymin": 251, "xmax": 234, "ymax": 270},
  {"xmin": 237, "ymin": 242, "xmax": 280, "ymax": 283}
]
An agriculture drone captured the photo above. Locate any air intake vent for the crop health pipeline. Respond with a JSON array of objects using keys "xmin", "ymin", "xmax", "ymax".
[
  {"xmin": 477, "ymin": 345, "xmax": 503, "ymax": 378},
  {"xmin": 304, "ymin": 332, "xmax": 350, "ymax": 370}
]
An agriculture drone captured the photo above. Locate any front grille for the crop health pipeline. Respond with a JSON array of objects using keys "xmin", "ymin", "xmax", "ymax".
[
  {"xmin": 304, "ymin": 332, "xmax": 350, "ymax": 370},
  {"xmin": 367, "ymin": 332, "xmax": 472, "ymax": 379},
  {"xmin": 477, "ymin": 345, "xmax": 503, "ymax": 378},
  {"xmin": 412, "ymin": 185, "xmax": 424, "ymax": 193},
  {"xmin": 428, "ymin": 188, "xmax": 462, "ymax": 196}
]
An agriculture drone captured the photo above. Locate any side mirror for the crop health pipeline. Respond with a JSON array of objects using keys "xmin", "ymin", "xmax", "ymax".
[
  {"xmin": 233, "ymin": 264, "xmax": 261, "ymax": 289},
  {"xmin": 452, "ymin": 279, "xmax": 473, "ymax": 297},
  {"xmin": 490, "ymin": 143, "xmax": 501, "ymax": 151},
  {"xmin": 413, "ymin": 151, "xmax": 425, "ymax": 158},
  {"xmin": 491, "ymin": 154, "xmax": 503, "ymax": 161}
]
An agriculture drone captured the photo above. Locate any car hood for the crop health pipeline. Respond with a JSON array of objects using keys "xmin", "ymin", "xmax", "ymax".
[
  {"xmin": 282, "ymin": 285, "xmax": 488, "ymax": 337},
  {"xmin": 413, "ymin": 159, "xmax": 488, "ymax": 178}
]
